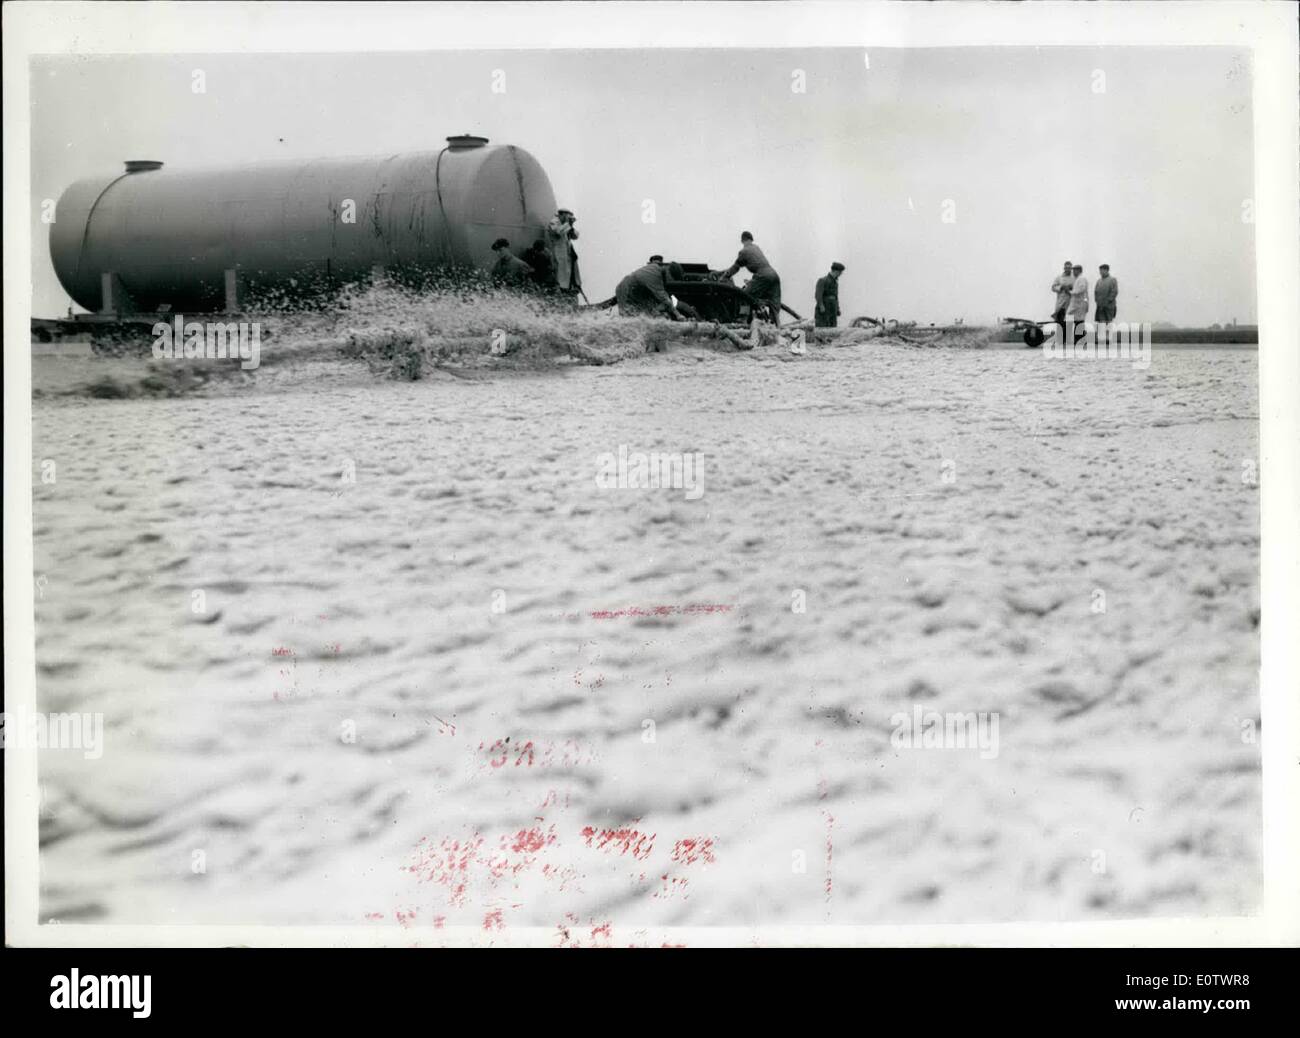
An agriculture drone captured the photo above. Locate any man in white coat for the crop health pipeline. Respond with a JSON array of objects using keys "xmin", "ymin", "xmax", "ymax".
[
  {"xmin": 1067, "ymin": 264, "xmax": 1090, "ymax": 334},
  {"xmin": 545, "ymin": 209, "xmax": 582, "ymax": 297}
]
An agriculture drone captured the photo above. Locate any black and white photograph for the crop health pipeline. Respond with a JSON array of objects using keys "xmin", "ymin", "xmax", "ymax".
[{"xmin": 5, "ymin": 0, "xmax": 1298, "ymax": 964}]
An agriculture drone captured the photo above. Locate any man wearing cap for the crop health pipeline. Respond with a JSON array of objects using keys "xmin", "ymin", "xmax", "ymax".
[
  {"xmin": 718, "ymin": 231, "xmax": 783, "ymax": 324},
  {"xmin": 489, "ymin": 238, "xmax": 534, "ymax": 285},
  {"xmin": 815, "ymin": 262, "xmax": 845, "ymax": 328},
  {"xmin": 615, "ymin": 256, "xmax": 684, "ymax": 320},
  {"xmin": 545, "ymin": 209, "xmax": 582, "ymax": 296},
  {"xmin": 1094, "ymin": 264, "xmax": 1118, "ymax": 330}
]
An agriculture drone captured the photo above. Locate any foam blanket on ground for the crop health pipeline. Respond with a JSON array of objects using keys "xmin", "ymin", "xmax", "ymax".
[{"xmin": 30, "ymin": 332, "xmax": 1260, "ymax": 940}]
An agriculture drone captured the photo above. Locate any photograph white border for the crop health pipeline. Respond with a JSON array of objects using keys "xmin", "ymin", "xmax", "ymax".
[{"xmin": 5, "ymin": 0, "xmax": 1297, "ymax": 948}]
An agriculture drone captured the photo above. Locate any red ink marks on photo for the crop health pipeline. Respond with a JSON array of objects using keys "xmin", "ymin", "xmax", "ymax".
[
  {"xmin": 653, "ymin": 874, "xmax": 690, "ymax": 900},
  {"xmin": 396, "ymin": 908, "xmax": 416, "ymax": 928},
  {"xmin": 433, "ymin": 916, "xmax": 446, "ymax": 929},
  {"xmin": 479, "ymin": 737, "xmax": 594, "ymax": 772},
  {"xmin": 540, "ymin": 738, "xmax": 595, "ymax": 768},
  {"xmin": 404, "ymin": 821, "xmax": 568, "ymax": 911},
  {"xmin": 588, "ymin": 603, "xmax": 735, "ymax": 621},
  {"xmin": 403, "ymin": 832, "xmax": 486, "ymax": 907},
  {"xmin": 511, "ymin": 825, "xmax": 554, "ymax": 855},
  {"xmin": 670, "ymin": 837, "xmax": 717, "ymax": 866},
  {"xmin": 364, "ymin": 912, "xmax": 384, "ymax": 921},
  {"xmin": 538, "ymin": 789, "xmax": 572, "ymax": 812},
  {"xmin": 555, "ymin": 915, "xmax": 576, "ymax": 947},
  {"xmin": 581, "ymin": 825, "xmax": 656, "ymax": 860},
  {"xmin": 432, "ymin": 714, "xmax": 456, "ymax": 736},
  {"xmin": 487, "ymin": 824, "xmax": 558, "ymax": 880},
  {"xmin": 483, "ymin": 908, "xmax": 505, "ymax": 932},
  {"xmin": 479, "ymin": 737, "xmax": 534, "ymax": 768},
  {"xmin": 625, "ymin": 934, "xmax": 688, "ymax": 948},
  {"xmin": 478, "ymin": 739, "xmax": 507, "ymax": 768},
  {"xmin": 540, "ymin": 862, "xmax": 582, "ymax": 891},
  {"xmin": 271, "ymin": 646, "xmax": 294, "ymax": 656},
  {"xmin": 555, "ymin": 913, "xmax": 614, "ymax": 948},
  {"xmin": 821, "ymin": 808, "xmax": 834, "ymax": 902}
]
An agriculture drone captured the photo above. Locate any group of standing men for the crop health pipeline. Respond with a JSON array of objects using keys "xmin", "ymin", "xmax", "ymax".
[
  {"xmin": 1051, "ymin": 260, "xmax": 1119, "ymax": 333},
  {"xmin": 489, "ymin": 208, "xmax": 583, "ymax": 296}
]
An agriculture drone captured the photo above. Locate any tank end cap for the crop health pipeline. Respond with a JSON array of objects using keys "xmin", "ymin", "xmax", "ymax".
[
  {"xmin": 445, "ymin": 135, "xmax": 489, "ymax": 151},
  {"xmin": 124, "ymin": 160, "xmax": 164, "ymax": 173}
]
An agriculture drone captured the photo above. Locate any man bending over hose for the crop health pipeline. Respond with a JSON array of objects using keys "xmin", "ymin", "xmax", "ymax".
[
  {"xmin": 616, "ymin": 256, "xmax": 687, "ymax": 320},
  {"xmin": 717, "ymin": 231, "xmax": 783, "ymax": 325}
]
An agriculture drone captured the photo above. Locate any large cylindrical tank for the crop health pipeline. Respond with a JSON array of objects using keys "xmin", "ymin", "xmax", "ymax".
[{"xmin": 49, "ymin": 135, "xmax": 557, "ymax": 312}]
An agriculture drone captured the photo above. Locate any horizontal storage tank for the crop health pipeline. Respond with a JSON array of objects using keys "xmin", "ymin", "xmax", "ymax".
[{"xmin": 49, "ymin": 135, "xmax": 558, "ymax": 313}]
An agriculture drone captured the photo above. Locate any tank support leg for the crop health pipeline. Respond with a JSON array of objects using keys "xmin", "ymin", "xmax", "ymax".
[
  {"xmin": 99, "ymin": 272, "xmax": 134, "ymax": 315},
  {"xmin": 224, "ymin": 269, "xmax": 240, "ymax": 314}
]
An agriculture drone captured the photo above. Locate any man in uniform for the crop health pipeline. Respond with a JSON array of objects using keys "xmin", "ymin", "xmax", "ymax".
[
  {"xmin": 616, "ymin": 256, "xmax": 686, "ymax": 320},
  {"xmin": 718, "ymin": 231, "xmax": 782, "ymax": 324},
  {"xmin": 1094, "ymin": 264, "xmax": 1118, "ymax": 340},
  {"xmin": 489, "ymin": 238, "xmax": 534, "ymax": 285},
  {"xmin": 522, "ymin": 239, "xmax": 554, "ymax": 289},
  {"xmin": 814, "ymin": 262, "xmax": 845, "ymax": 328}
]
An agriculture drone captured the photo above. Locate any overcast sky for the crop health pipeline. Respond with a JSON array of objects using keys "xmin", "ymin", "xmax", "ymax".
[{"xmin": 30, "ymin": 46, "xmax": 1255, "ymax": 324}]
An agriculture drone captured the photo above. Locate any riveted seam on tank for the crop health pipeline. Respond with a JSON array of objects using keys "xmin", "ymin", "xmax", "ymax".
[
  {"xmin": 432, "ymin": 146, "xmax": 454, "ymax": 264},
  {"xmin": 370, "ymin": 194, "xmax": 385, "ymax": 244},
  {"xmin": 72, "ymin": 173, "xmax": 133, "ymax": 287},
  {"xmin": 508, "ymin": 145, "xmax": 527, "ymax": 222}
]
